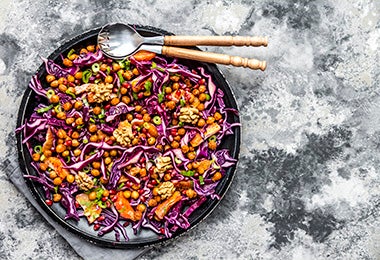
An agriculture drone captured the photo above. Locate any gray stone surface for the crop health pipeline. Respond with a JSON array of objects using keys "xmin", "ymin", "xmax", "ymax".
[{"xmin": 1, "ymin": 0, "xmax": 380, "ymax": 259}]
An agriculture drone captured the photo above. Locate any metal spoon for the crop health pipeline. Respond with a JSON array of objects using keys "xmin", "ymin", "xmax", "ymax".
[{"xmin": 98, "ymin": 23, "xmax": 268, "ymax": 70}]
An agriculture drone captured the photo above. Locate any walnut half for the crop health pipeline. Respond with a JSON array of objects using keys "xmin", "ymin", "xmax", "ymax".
[
  {"xmin": 179, "ymin": 107, "xmax": 200, "ymax": 124},
  {"xmin": 157, "ymin": 181, "xmax": 176, "ymax": 200},
  {"xmin": 75, "ymin": 171, "xmax": 94, "ymax": 191}
]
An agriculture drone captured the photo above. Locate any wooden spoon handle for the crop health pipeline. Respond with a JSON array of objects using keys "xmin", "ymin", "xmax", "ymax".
[
  {"xmin": 164, "ymin": 35, "xmax": 268, "ymax": 47},
  {"xmin": 162, "ymin": 46, "xmax": 266, "ymax": 71}
]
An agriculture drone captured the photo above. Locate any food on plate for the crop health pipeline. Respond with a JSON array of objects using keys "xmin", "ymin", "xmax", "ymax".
[{"xmin": 18, "ymin": 43, "xmax": 239, "ymax": 241}]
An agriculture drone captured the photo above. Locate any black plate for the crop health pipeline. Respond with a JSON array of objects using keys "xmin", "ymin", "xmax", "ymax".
[{"xmin": 16, "ymin": 25, "xmax": 241, "ymax": 248}]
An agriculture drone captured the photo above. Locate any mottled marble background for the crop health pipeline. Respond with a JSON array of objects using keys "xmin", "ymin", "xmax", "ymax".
[{"xmin": 1, "ymin": 0, "xmax": 380, "ymax": 259}]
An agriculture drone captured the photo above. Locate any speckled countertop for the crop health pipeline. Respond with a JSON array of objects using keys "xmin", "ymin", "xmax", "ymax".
[{"xmin": 1, "ymin": 0, "xmax": 380, "ymax": 259}]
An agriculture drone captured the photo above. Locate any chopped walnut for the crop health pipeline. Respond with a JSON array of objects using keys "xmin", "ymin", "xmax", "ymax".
[
  {"xmin": 179, "ymin": 107, "xmax": 200, "ymax": 124},
  {"xmin": 157, "ymin": 181, "xmax": 176, "ymax": 200},
  {"xmin": 88, "ymin": 83, "xmax": 114, "ymax": 103},
  {"xmin": 154, "ymin": 156, "xmax": 172, "ymax": 174},
  {"xmin": 75, "ymin": 171, "xmax": 94, "ymax": 191},
  {"xmin": 113, "ymin": 120, "xmax": 134, "ymax": 146}
]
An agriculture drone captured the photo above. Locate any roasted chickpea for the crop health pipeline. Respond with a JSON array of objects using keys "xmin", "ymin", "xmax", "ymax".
[
  {"xmin": 126, "ymin": 113, "xmax": 133, "ymax": 122},
  {"xmin": 32, "ymin": 153, "xmax": 40, "ymax": 162},
  {"xmin": 43, "ymin": 150, "xmax": 52, "ymax": 158},
  {"xmin": 212, "ymin": 172, "xmax": 222, "ymax": 182},
  {"xmin": 88, "ymin": 191, "xmax": 97, "ymax": 201},
  {"xmin": 86, "ymin": 45, "xmax": 95, "ymax": 52},
  {"xmin": 56, "ymin": 112, "xmax": 66, "ymax": 120},
  {"xmin": 135, "ymin": 105, "xmax": 142, "ymax": 112},
  {"xmin": 208, "ymin": 140, "xmax": 217, "ymax": 150},
  {"xmin": 53, "ymin": 177, "xmax": 62, "ymax": 186},
  {"xmin": 71, "ymin": 131, "xmax": 80, "ymax": 139},
  {"xmin": 105, "ymin": 75, "xmax": 113, "ymax": 84},
  {"xmin": 110, "ymin": 149, "xmax": 117, "ymax": 157},
  {"xmin": 131, "ymin": 190, "xmax": 139, "ymax": 200},
  {"xmin": 172, "ymin": 82, "xmax": 179, "ymax": 90},
  {"xmin": 181, "ymin": 145, "xmax": 189, "ymax": 154},
  {"xmin": 62, "ymin": 102, "xmax": 72, "ymax": 111},
  {"xmin": 214, "ymin": 112, "xmax": 222, "ymax": 120},
  {"xmin": 68, "ymin": 54, "xmax": 78, "ymax": 60},
  {"xmin": 49, "ymin": 95, "xmax": 60, "ymax": 104},
  {"xmin": 197, "ymin": 103, "xmax": 205, "ymax": 111},
  {"xmin": 57, "ymin": 129, "xmax": 67, "ymax": 139},
  {"xmin": 152, "ymin": 187, "xmax": 159, "ymax": 196},
  {"xmin": 123, "ymin": 190, "xmax": 131, "ymax": 199},
  {"xmin": 39, "ymin": 163, "xmax": 48, "ymax": 171},
  {"xmin": 65, "ymin": 117, "xmax": 74, "ymax": 125},
  {"xmin": 62, "ymin": 150, "xmax": 69, "ymax": 157},
  {"xmin": 164, "ymin": 173, "xmax": 171, "ymax": 181},
  {"xmin": 73, "ymin": 149, "xmax": 81, "ymax": 157},
  {"xmin": 148, "ymin": 198, "xmax": 157, "ymax": 207},
  {"xmin": 198, "ymin": 85, "xmax": 207, "ymax": 93},
  {"xmin": 102, "ymin": 189, "xmax": 110, "ymax": 197},
  {"xmin": 120, "ymin": 86, "xmax": 128, "ymax": 95},
  {"xmin": 74, "ymin": 71, "xmax": 83, "ymax": 80},
  {"xmin": 187, "ymin": 151, "xmax": 196, "ymax": 160},
  {"xmin": 74, "ymin": 101, "xmax": 83, "ymax": 110},
  {"xmin": 165, "ymin": 87, "xmax": 172, "ymax": 94},
  {"xmin": 55, "ymin": 144, "xmax": 66, "ymax": 154},
  {"xmin": 75, "ymin": 117, "xmax": 83, "ymax": 125},
  {"xmin": 92, "ymin": 161, "xmax": 101, "ymax": 169},
  {"xmin": 100, "ymin": 63, "xmax": 108, "ymax": 71},
  {"xmin": 132, "ymin": 68, "xmax": 139, "ymax": 75},
  {"xmin": 56, "ymin": 84, "xmax": 66, "ymax": 92},
  {"xmin": 88, "ymin": 124, "xmax": 97, "ymax": 133},
  {"xmin": 92, "ymin": 106, "xmax": 101, "ymax": 115},
  {"xmin": 186, "ymin": 189, "xmax": 197, "ymax": 199},
  {"xmin": 136, "ymin": 204, "xmax": 146, "ymax": 212},
  {"xmin": 63, "ymin": 58, "xmax": 73, "ymax": 67},
  {"xmin": 49, "ymin": 171, "xmax": 57, "ymax": 179},
  {"xmin": 147, "ymin": 137, "xmax": 156, "ymax": 145},
  {"xmin": 50, "ymin": 80, "xmax": 59, "ymax": 88},
  {"xmin": 46, "ymin": 74, "xmax": 56, "ymax": 83},
  {"xmin": 192, "ymin": 89, "xmax": 200, "ymax": 96},
  {"xmin": 67, "ymin": 75, "xmax": 75, "ymax": 83},
  {"xmin": 206, "ymin": 116, "xmax": 215, "ymax": 124},
  {"xmin": 171, "ymin": 141, "xmax": 179, "ymax": 149},
  {"xmin": 178, "ymin": 128, "xmax": 186, "ymax": 136},
  {"xmin": 66, "ymin": 174, "xmax": 75, "ymax": 183},
  {"xmin": 199, "ymin": 93, "xmax": 207, "ymax": 102},
  {"xmin": 80, "ymin": 48, "xmax": 88, "ymax": 55},
  {"xmin": 112, "ymin": 63, "xmax": 121, "ymax": 71},
  {"xmin": 89, "ymin": 135, "xmax": 98, "ymax": 142},
  {"xmin": 131, "ymin": 138, "xmax": 139, "ymax": 146},
  {"xmin": 53, "ymin": 193, "xmax": 62, "ymax": 202},
  {"xmin": 91, "ymin": 169, "xmax": 100, "ymax": 177},
  {"xmin": 166, "ymin": 101, "xmax": 176, "ymax": 110},
  {"xmin": 110, "ymin": 97, "xmax": 120, "ymax": 106},
  {"xmin": 123, "ymin": 70, "xmax": 133, "ymax": 80},
  {"xmin": 104, "ymin": 157, "xmax": 112, "ymax": 165}
]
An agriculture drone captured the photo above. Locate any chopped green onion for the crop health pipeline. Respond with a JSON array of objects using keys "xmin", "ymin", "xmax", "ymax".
[
  {"xmin": 94, "ymin": 79, "xmax": 101, "ymax": 84},
  {"xmin": 65, "ymin": 89, "xmax": 76, "ymax": 98},
  {"xmin": 124, "ymin": 60, "xmax": 131, "ymax": 70},
  {"xmin": 151, "ymin": 62, "xmax": 157, "ymax": 69},
  {"xmin": 98, "ymin": 201, "xmax": 107, "ymax": 209},
  {"xmin": 77, "ymin": 125, "xmax": 83, "ymax": 130},
  {"xmin": 106, "ymin": 66, "xmax": 111, "ymax": 75},
  {"xmin": 199, "ymin": 175, "xmax": 204, "ymax": 185},
  {"xmin": 66, "ymin": 156, "xmax": 71, "ymax": 163},
  {"xmin": 157, "ymin": 67, "xmax": 166, "ymax": 72},
  {"xmin": 34, "ymin": 145, "xmax": 42, "ymax": 154},
  {"xmin": 82, "ymin": 69, "xmax": 92, "ymax": 83},
  {"xmin": 158, "ymin": 93, "xmax": 165, "ymax": 103},
  {"xmin": 54, "ymin": 105, "xmax": 62, "ymax": 113},
  {"xmin": 83, "ymin": 138, "xmax": 89, "ymax": 144},
  {"xmin": 89, "ymin": 117, "xmax": 95, "ymax": 123},
  {"xmin": 96, "ymin": 188, "xmax": 104, "ymax": 199},
  {"xmin": 54, "ymin": 186, "xmax": 59, "ymax": 193},
  {"xmin": 205, "ymin": 94, "xmax": 211, "ymax": 101},
  {"xmin": 180, "ymin": 170, "xmax": 195, "ymax": 177},
  {"xmin": 180, "ymin": 99, "xmax": 186, "ymax": 107},
  {"xmin": 208, "ymin": 135, "xmax": 217, "ymax": 142},
  {"xmin": 153, "ymin": 116, "xmax": 162, "ymax": 125},
  {"xmin": 118, "ymin": 183, "xmax": 125, "ymax": 190},
  {"xmin": 132, "ymin": 92, "xmax": 139, "ymax": 100},
  {"xmin": 67, "ymin": 48, "xmax": 75, "ymax": 58},
  {"xmin": 118, "ymin": 60, "xmax": 125, "ymax": 69},
  {"xmin": 117, "ymin": 70, "xmax": 125, "ymax": 83},
  {"xmin": 174, "ymin": 157, "xmax": 182, "ymax": 164},
  {"xmin": 98, "ymin": 114, "xmax": 105, "ymax": 119},
  {"xmin": 136, "ymin": 126, "xmax": 142, "ymax": 132},
  {"xmin": 46, "ymin": 89, "xmax": 55, "ymax": 99},
  {"xmin": 144, "ymin": 81, "xmax": 152, "ymax": 91},
  {"xmin": 40, "ymin": 154, "xmax": 45, "ymax": 162},
  {"xmin": 92, "ymin": 63, "xmax": 100, "ymax": 73},
  {"xmin": 82, "ymin": 98, "xmax": 89, "ymax": 107},
  {"xmin": 83, "ymin": 166, "xmax": 90, "ymax": 173},
  {"xmin": 37, "ymin": 104, "xmax": 53, "ymax": 113},
  {"xmin": 99, "ymin": 119, "xmax": 105, "ymax": 124},
  {"xmin": 178, "ymin": 121, "xmax": 184, "ymax": 127}
]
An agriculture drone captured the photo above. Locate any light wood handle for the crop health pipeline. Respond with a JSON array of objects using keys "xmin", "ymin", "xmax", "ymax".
[
  {"xmin": 164, "ymin": 35, "xmax": 268, "ymax": 47},
  {"xmin": 162, "ymin": 46, "xmax": 266, "ymax": 71}
]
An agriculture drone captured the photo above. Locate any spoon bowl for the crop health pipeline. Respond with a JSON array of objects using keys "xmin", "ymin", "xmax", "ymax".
[{"xmin": 98, "ymin": 23, "xmax": 164, "ymax": 59}]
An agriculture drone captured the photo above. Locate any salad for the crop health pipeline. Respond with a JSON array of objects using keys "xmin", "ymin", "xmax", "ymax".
[{"xmin": 17, "ymin": 42, "xmax": 239, "ymax": 241}]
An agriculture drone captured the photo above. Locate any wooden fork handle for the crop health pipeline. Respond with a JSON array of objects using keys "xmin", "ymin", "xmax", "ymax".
[
  {"xmin": 162, "ymin": 46, "xmax": 266, "ymax": 71},
  {"xmin": 164, "ymin": 35, "xmax": 268, "ymax": 47}
]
